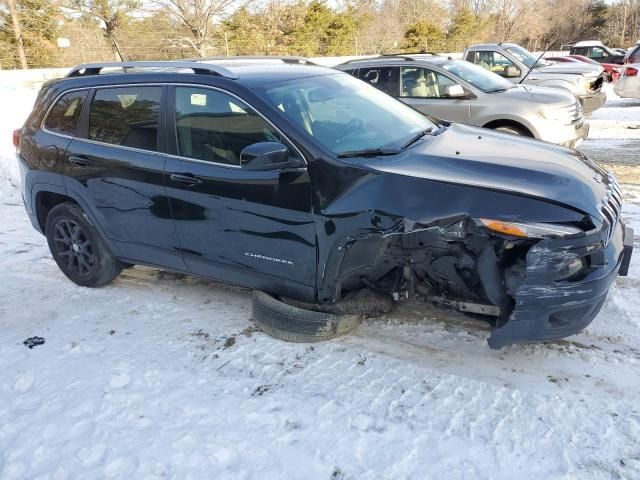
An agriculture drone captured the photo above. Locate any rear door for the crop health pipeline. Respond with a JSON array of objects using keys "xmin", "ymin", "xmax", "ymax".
[
  {"xmin": 63, "ymin": 84, "xmax": 185, "ymax": 270},
  {"xmin": 398, "ymin": 66, "xmax": 471, "ymax": 122},
  {"xmin": 163, "ymin": 85, "xmax": 316, "ymax": 298}
]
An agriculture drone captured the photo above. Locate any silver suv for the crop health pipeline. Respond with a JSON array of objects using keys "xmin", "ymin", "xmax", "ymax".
[
  {"xmin": 337, "ymin": 55, "xmax": 589, "ymax": 148},
  {"xmin": 463, "ymin": 43, "xmax": 606, "ymax": 114}
]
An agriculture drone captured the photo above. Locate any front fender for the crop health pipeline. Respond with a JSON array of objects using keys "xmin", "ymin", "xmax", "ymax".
[
  {"xmin": 316, "ymin": 172, "xmax": 587, "ymax": 301},
  {"xmin": 479, "ymin": 114, "xmax": 540, "ymax": 138}
]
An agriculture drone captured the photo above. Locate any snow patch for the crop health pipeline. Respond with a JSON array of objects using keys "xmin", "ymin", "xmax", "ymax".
[{"xmin": 0, "ymin": 71, "xmax": 639, "ymax": 480}]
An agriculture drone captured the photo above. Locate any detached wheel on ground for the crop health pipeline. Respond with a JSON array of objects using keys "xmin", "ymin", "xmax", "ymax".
[
  {"xmin": 45, "ymin": 202, "xmax": 123, "ymax": 287},
  {"xmin": 252, "ymin": 291, "xmax": 365, "ymax": 343}
]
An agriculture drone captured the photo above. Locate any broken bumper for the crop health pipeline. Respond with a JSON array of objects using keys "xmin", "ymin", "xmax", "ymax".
[
  {"xmin": 577, "ymin": 90, "xmax": 606, "ymax": 115},
  {"xmin": 488, "ymin": 222, "xmax": 633, "ymax": 349}
]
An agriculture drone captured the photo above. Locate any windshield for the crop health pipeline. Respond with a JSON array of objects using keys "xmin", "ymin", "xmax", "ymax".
[
  {"xmin": 505, "ymin": 46, "xmax": 546, "ymax": 68},
  {"xmin": 441, "ymin": 61, "xmax": 514, "ymax": 92},
  {"xmin": 256, "ymin": 73, "xmax": 437, "ymax": 156}
]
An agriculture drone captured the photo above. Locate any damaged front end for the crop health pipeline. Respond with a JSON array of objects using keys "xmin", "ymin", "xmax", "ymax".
[{"xmin": 322, "ymin": 212, "xmax": 632, "ymax": 350}]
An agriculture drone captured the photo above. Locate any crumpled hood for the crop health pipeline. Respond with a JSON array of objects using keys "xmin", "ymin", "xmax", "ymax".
[
  {"xmin": 499, "ymin": 84, "xmax": 577, "ymax": 106},
  {"xmin": 361, "ymin": 123, "xmax": 610, "ymax": 219}
]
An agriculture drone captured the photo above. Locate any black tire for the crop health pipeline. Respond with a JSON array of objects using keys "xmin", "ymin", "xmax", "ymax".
[
  {"xmin": 45, "ymin": 203, "xmax": 122, "ymax": 287},
  {"xmin": 284, "ymin": 289, "xmax": 393, "ymax": 315},
  {"xmin": 494, "ymin": 125, "xmax": 527, "ymax": 136},
  {"xmin": 252, "ymin": 291, "xmax": 362, "ymax": 343}
]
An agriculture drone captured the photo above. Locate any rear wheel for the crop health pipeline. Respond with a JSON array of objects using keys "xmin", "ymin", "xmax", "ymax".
[{"xmin": 45, "ymin": 203, "xmax": 122, "ymax": 287}]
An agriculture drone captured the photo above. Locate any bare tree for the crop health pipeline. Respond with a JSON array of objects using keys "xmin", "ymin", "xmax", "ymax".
[
  {"xmin": 152, "ymin": 0, "xmax": 249, "ymax": 56},
  {"xmin": 66, "ymin": 0, "xmax": 139, "ymax": 61},
  {"xmin": 6, "ymin": 0, "xmax": 27, "ymax": 69}
]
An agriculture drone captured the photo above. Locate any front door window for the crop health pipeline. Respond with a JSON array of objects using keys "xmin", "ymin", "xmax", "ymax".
[
  {"xmin": 468, "ymin": 51, "xmax": 516, "ymax": 77},
  {"xmin": 174, "ymin": 86, "xmax": 286, "ymax": 166},
  {"xmin": 400, "ymin": 67, "xmax": 457, "ymax": 98}
]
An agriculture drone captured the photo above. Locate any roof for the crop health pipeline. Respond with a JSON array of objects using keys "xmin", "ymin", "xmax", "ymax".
[
  {"xmin": 465, "ymin": 43, "xmax": 519, "ymax": 51},
  {"xmin": 574, "ymin": 40, "xmax": 604, "ymax": 47},
  {"xmin": 337, "ymin": 54, "xmax": 451, "ymax": 67}
]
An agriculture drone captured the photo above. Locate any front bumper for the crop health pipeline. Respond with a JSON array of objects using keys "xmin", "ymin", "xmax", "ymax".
[
  {"xmin": 536, "ymin": 119, "xmax": 589, "ymax": 148},
  {"xmin": 577, "ymin": 90, "xmax": 607, "ymax": 115},
  {"xmin": 488, "ymin": 221, "xmax": 633, "ymax": 349}
]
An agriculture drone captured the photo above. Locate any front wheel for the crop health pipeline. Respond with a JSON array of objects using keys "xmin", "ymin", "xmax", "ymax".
[
  {"xmin": 494, "ymin": 125, "xmax": 527, "ymax": 136},
  {"xmin": 252, "ymin": 291, "xmax": 362, "ymax": 343},
  {"xmin": 45, "ymin": 203, "xmax": 122, "ymax": 287}
]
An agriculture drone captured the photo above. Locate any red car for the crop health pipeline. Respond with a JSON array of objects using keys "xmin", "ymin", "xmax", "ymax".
[{"xmin": 545, "ymin": 55, "xmax": 620, "ymax": 82}]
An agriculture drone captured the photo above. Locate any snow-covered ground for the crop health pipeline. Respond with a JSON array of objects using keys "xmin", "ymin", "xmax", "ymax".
[{"xmin": 1, "ymin": 84, "xmax": 640, "ymax": 480}]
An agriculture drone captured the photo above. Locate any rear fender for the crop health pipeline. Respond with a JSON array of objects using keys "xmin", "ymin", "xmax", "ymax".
[{"xmin": 30, "ymin": 179, "xmax": 122, "ymax": 257}]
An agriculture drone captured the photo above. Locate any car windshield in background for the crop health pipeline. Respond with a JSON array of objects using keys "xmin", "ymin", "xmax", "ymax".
[
  {"xmin": 257, "ymin": 73, "xmax": 437, "ymax": 156},
  {"xmin": 506, "ymin": 46, "xmax": 545, "ymax": 68},
  {"xmin": 442, "ymin": 61, "xmax": 515, "ymax": 92}
]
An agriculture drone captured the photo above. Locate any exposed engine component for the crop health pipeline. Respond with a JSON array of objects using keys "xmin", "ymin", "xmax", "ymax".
[{"xmin": 333, "ymin": 216, "xmax": 532, "ymax": 322}]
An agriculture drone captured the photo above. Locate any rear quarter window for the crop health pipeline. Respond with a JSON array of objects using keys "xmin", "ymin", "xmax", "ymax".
[{"xmin": 44, "ymin": 90, "xmax": 88, "ymax": 136}]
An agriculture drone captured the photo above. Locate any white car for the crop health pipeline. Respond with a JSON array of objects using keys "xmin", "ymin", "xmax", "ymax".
[{"xmin": 614, "ymin": 64, "xmax": 640, "ymax": 98}]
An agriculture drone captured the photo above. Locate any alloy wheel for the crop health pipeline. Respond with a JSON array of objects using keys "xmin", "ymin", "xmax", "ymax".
[{"xmin": 51, "ymin": 219, "xmax": 96, "ymax": 277}]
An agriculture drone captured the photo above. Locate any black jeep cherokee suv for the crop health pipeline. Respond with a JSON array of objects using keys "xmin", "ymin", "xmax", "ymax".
[{"xmin": 15, "ymin": 58, "xmax": 633, "ymax": 349}]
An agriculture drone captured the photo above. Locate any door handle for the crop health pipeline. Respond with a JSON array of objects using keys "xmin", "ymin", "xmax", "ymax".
[
  {"xmin": 170, "ymin": 173, "xmax": 202, "ymax": 186},
  {"xmin": 68, "ymin": 155, "xmax": 92, "ymax": 167}
]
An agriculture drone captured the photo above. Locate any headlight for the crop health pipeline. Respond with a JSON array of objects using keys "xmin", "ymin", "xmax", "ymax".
[
  {"xmin": 577, "ymin": 76, "xmax": 592, "ymax": 94},
  {"xmin": 477, "ymin": 218, "xmax": 582, "ymax": 238},
  {"xmin": 538, "ymin": 105, "xmax": 569, "ymax": 121}
]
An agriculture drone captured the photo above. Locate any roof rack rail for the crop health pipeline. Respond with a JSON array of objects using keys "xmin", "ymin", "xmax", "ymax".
[
  {"xmin": 338, "ymin": 52, "xmax": 442, "ymax": 65},
  {"xmin": 66, "ymin": 61, "xmax": 239, "ymax": 79},
  {"xmin": 189, "ymin": 55, "xmax": 317, "ymax": 65},
  {"xmin": 382, "ymin": 51, "xmax": 441, "ymax": 57}
]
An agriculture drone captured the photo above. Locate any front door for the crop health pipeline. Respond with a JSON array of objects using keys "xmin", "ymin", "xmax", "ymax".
[
  {"xmin": 163, "ymin": 85, "xmax": 316, "ymax": 299},
  {"xmin": 398, "ymin": 66, "xmax": 471, "ymax": 123},
  {"xmin": 63, "ymin": 85, "xmax": 184, "ymax": 270}
]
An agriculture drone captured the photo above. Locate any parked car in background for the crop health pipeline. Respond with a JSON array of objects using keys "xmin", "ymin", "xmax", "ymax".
[
  {"xmin": 14, "ymin": 58, "xmax": 633, "ymax": 349},
  {"xmin": 337, "ymin": 54, "xmax": 588, "ymax": 147},
  {"xmin": 614, "ymin": 63, "xmax": 640, "ymax": 98},
  {"xmin": 464, "ymin": 43, "xmax": 606, "ymax": 114},
  {"xmin": 569, "ymin": 41, "xmax": 626, "ymax": 65},
  {"xmin": 624, "ymin": 43, "xmax": 640, "ymax": 64},
  {"xmin": 546, "ymin": 55, "xmax": 620, "ymax": 82}
]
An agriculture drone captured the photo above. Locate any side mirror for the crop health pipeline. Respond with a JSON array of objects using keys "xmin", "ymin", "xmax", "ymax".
[
  {"xmin": 445, "ymin": 84, "xmax": 466, "ymax": 98},
  {"xmin": 503, "ymin": 66, "xmax": 521, "ymax": 78},
  {"xmin": 240, "ymin": 142, "xmax": 298, "ymax": 170}
]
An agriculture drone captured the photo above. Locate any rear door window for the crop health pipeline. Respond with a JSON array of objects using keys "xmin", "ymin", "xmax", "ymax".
[
  {"xmin": 357, "ymin": 67, "xmax": 396, "ymax": 95},
  {"xmin": 44, "ymin": 90, "xmax": 87, "ymax": 136},
  {"xmin": 88, "ymin": 86, "xmax": 162, "ymax": 152}
]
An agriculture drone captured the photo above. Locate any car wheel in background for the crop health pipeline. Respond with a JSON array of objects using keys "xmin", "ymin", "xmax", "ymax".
[{"xmin": 45, "ymin": 203, "xmax": 123, "ymax": 287}]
